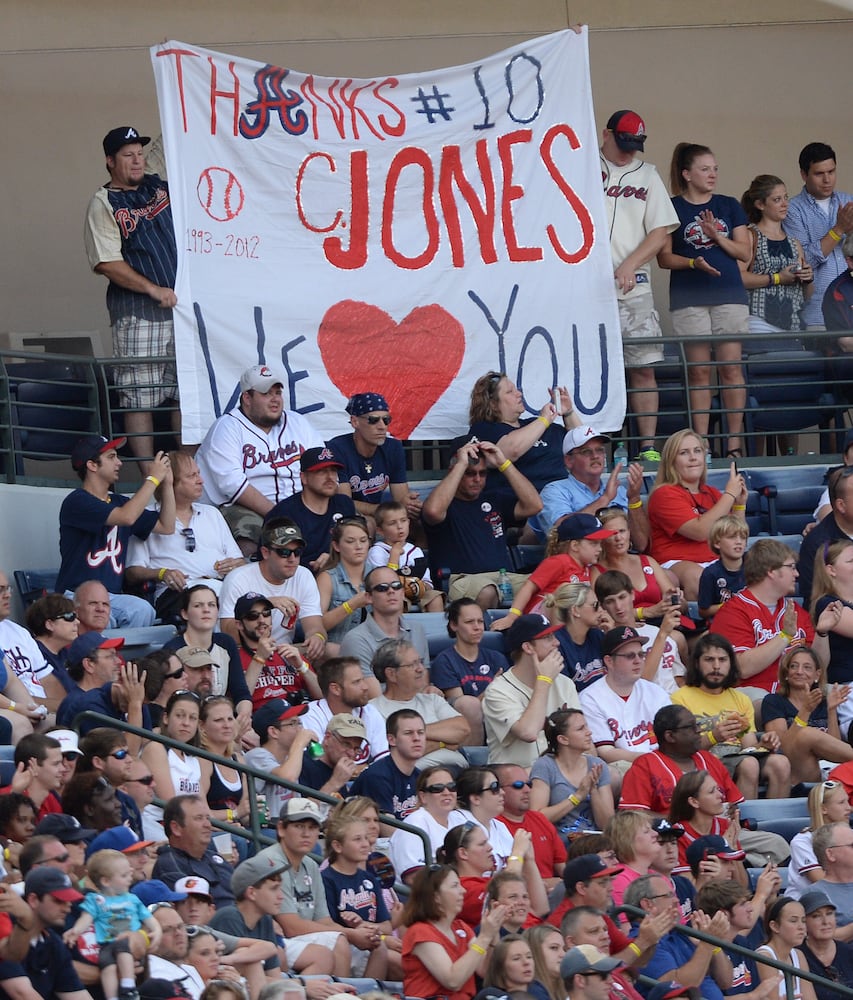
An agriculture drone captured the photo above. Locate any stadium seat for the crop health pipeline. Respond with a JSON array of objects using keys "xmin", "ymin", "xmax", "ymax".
[
  {"xmin": 13, "ymin": 568, "xmax": 59, "ymax": 608},
  {"xmin": 739, "ymin": 798, "xmax": 810, "ymax": 822}
]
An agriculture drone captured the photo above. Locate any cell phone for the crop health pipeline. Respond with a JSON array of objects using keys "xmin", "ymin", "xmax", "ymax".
[
  {"xmin": 670, "ymin": 593, "xmax": 680, "ymax": 606},
  {"xmin": 790, "ymin": 263, "xmax": 803, "ymax": 273},
  {"xmin": 552, "ymin": 387, "xmax": 560, "ymax": 409},
  {"xmin": 811, "ymin": 680, "xmax": 820, "ymax": 691}
]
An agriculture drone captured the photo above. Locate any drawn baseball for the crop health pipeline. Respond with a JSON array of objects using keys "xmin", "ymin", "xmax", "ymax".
[{"xmin": 197, "ymin": 166, "xmax": 245, "ymax": 222}]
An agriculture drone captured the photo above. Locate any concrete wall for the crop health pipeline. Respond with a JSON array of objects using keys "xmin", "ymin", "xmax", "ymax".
[{"xmin": 2, "ymin": 1, "xmax": 851, "ymax": 341}]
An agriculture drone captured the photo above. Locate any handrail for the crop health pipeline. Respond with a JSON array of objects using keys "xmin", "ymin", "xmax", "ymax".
[
  {"xmin": 618, "ymin": 903, "xmax": 853, "ymax": 1000},
  {"xmin": 73, "ymin": 709, "xmax": 433, "ymax": 863}
]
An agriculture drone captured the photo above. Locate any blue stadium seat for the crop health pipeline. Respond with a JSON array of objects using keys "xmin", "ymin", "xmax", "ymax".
[
  {"xmin": 14, "ymin": 569, "xmax": 59, "ymax": 608},
  {"xmin": 739, "ymin": 798, "xmax": 810, "ymax": 822}
]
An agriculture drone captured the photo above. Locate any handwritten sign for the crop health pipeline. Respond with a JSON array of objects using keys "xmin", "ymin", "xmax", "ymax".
[{"xmin": 151, "ymin": 29, "xmax": 624, "ymax": 443}]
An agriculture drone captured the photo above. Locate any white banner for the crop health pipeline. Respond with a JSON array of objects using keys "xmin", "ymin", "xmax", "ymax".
[{"xmin": 151, "ymin": 29, "xmax": 624, "ymax": 443}]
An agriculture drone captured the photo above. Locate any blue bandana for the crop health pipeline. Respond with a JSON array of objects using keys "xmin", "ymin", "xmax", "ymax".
[{"xmin": 346, "ymin": 392, "xmax": 390, "ymax": 416}]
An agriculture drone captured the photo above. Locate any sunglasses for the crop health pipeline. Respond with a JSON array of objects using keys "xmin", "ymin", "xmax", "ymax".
[
  {"xmin": 163, "ymin": 665, "xmax": 186, "ymax": 681},
  {"xmin": 36, "ymin": 853, "xmax": 70, "ymax": 865},
  {"xmin": 371, "ymin": 581, "xmax": 404, "ymax": 593},
  {"xmin": 502, "ymin": 780, "xmax": 533, "ymax": 790},
  {"xmin": 480, "ymin": 781, "xmax": 501, "ymax": 794},
  {"xmin": 51, "ymin": 611, "xmax": 78, "ymax": 623},
  {"xmin": 364, "ymin": 415, "xmax": 392, "ymax": 425},
  {"xmin": 181, "ymin": 528, "xmax": 196, "ymax": 553},
  {"xmin": 62, "ymin": 752, "xmax": 78, "ymax": 763},
  {"xmin": 242, "ymin": 609, "xmax": 272, "ymax": 621},
  {"xmin": 424, "ymin": 782, "xmax": 457, "ymax": 794},
  {"xmin": 270, "ymin": 546, "xmax": 304, "ymax": 559},
  {"xmin": 109, "ymin": 749, "xmax": 130, "ymax": 760},
  {"xmin": 129, "ymin": 774, "xmax": 155, "ymax": 786}
]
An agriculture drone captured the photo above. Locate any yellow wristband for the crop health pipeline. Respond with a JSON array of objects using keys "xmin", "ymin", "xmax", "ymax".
[
  {"xmin": 636, "ymin": 607, "xmax": 644, "ymax": 622},
  {"xmin": 157, "ymin": 567, "xmax": 168, "ymax": 582},
  {"xmin": 794, "ymin": 716, "xmax": 807, "ymax": 728},
  {"xmin": 509, "ymin": 607, "xmax": 522, "ymax": 617},
  {"xmin": 314, "ymin": 631, "xmax": 327, "ymax": 641},
  {"xmin": 7, "ymin": 702, "xmax": 15, "ymax": 713},
  {"xmin": 470, "ymin": 941, "xmax": 487, "ymax": 956},
  {"xmin": 146, "ymin": 475, "xmax": 161, "ymax": 487},
  {"xmin": 387, "ymin": 562, "xmax": 399, "ymax": 570},
  {"xmin": 712, "ymin": 947, "xmax": 722, "ymax": 955},
  {"xmin": 732, "ymin": 504, "xmax": 746, "ymax": 511},
  {"xmin": 628, "ymin": 942, "xmax": 642, "ymax": 958},
  {"xmin": 508, "ymin": 855, "xmax": 523, "ymax": 863},
  {"xmin": 2, "ymin": 848, "xmax": 9, "ymax": 862},
  {"xmin": 537, "ymin": 415, "xmax": 551, "ymax": 428},
  {"xmin": 380, "ymin": 934, "xmax": 387, "ymax": 942},
  {"xmin": 226, "ymin": 808, "xmax": 234, "ymax": 822},
  {"xmin": 773, "ymin": 272, "xmax": 781, "ymax": 286},
  {"xmin": 140, "ymin": 929, "xmax": 150, "ymax": 947},
  {"xmin": 498, "ymin": 459, "xmax": 512, "ymax": 473},
  {"xmin": 569, "ymin": 794, "xmax": 581, "ymax": 807},
  {"xmin": 342, "ymin": 601, "xmax": 354, "ymax": 615},
  {"xmin": 628, "ymin": 499, "xmax": 643, "ymax": 510},
  {"xmin": 688, "ymin": 258, "xmax": 696, "ymax": 269},
  {"xmin": 536, "ymin": 674, "xmax": 553, "ymax": 685},
  {"xmin": 830, "ymin": 228, "xmax": 843, "ymax": 242},
  {"xmin": 779, "ymin": 630, "xmax": 793, "ymax": 643},
  {"xmin": 708, "ymin": 732, "xmax": 717, "ymax": 746}
]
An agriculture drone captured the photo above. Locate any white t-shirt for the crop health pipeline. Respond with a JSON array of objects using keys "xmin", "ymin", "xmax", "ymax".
[
  {"xmin": 579, "ymin": 676, "xmax": 671, "ymax": 751},
  {"xmin": 635, "ymin": 622, "xmax": 686, "ymax": 694},
  {"xmin": 301, "ymin": 698, "xmax": 389, "ymax": 765},
  {"xmin": 0, "ymin": 619, "xmax": 53, "ymax": 698},
  {"xmin": 457, "ymin": 808, "xmax": 514, "ymax": 869},
  {"xmin": 388, "ymin": 805, "xmax": 469, "ymax": 877},
  {"xmin": 219, "ymin": 562, "xmax": 321, "ymax": 642}
]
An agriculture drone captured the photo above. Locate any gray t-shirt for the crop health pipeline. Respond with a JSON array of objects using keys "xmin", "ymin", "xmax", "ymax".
[
  {"xmin": 208, "ymin": 905, "xmax": 280, "ymax": 971},
  {"xmin": 256, "ymin": 842, "xmax": 329, "ymax": 921},
  {"xmin": 244, "ymin": 746, "xmax": 294, "ymax": 821},
  {"xmin": 813, "ymin": 879, "xmax": 853, "ymax": 926}
]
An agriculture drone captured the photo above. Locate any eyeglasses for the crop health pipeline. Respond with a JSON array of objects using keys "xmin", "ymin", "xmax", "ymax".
[
  {"xmin": 338, "ymin": 515, "xmax": 369, "ymax": 529},
  {"xmin": 672, "ymin": 722, "xmax": 701, "ymax": 732},
  {"xmin": 171, "ymin": 690, "xmax": 202, "ymax": 701},
  {"xmin": 647, "ymin": 891, "xmax": 677, "ymax": 901},
  {"xmin": 778, "ymin": 562, "xmax": 798, "ymax": 570},
  {"xmin": 242, "ymin": 609, "xmax": 272, "ymax": 621},
  {"xmin": 128, "ymin": 774, "xmax": 155, "ymax": 785},
  {"xmin": 277, "ymin": 720, "xmax": 302, "ymax": 729},
  {"xmin": 370, "ymin": 581, "xmax": 404, "ymax": 593},
  {"xmin": 424, "ymin": 782, "xmax": 457, "ymax": 793},
  {"xmin": 364, "ymin": 415, "xmax": 392, "ymax": 425},
  {"xmin": 109, "ymin": 749, "xmax": 130, "ymax": 760},
  {"xmin": 480, "ymin": 781, "xmax": 501, "ymax": 794},
  {"xmin": 181, "ymin": 528, "xmax": 196, "ymax": 553},
  {"xmin": 831, "ymin": 841, "xmax": 853, "ymax": 850},
  {"xmin": 395, "ymin": 658, "xmax": 424, "ymax": 669},
  {"xmin": 51, "ymin": 612, "xmax": 78, "ymax": 623},
  {"xmin": 36, "ymin": 853, "xmax": 70, "ymax": 865},
  {"xmin": 270, "ymin": 546, "xmax": 304, "ymax": 559},
  {"xmin": 0, "ymin": 586, "xmax": 11, "ymax": 596},
  {"xmin": 185, "ymin": 924, "xmax": 204, "ymax": 937},
  {"xmin": 581, "ymin": 973, "xmax": 612, "ymax": 981},
  {"xmin": 502, "ymin": 780, "xmax": 533, "ymax": 789}
]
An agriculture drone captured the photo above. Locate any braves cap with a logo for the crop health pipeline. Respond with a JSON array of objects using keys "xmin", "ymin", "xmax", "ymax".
[
  {"xmin": 71, "ymin": 434, "xmax": 128, "ymax": 472},
  {"xmin": 24, "ymin": 867, "xmax": 84, "ymax": 902},
  {"xmin": 300, "ymin": 447, "xmax": 344, "ymax": 473},
  {"xmin": 606, "ymin": 110, "xmax": 647, "ymax": 152},
  {"xmin": 563, "ymin": 854, "xmax": 624, "ymax": 892},
  {"xmin": 67, "ymin": 632, "xmax": 124, "ymax": 665},
  {"xmin": 103, "ymin": 126, "xmax": 151, "ymax": 157},
  {"xmin": 240, "ymin": 364, "xmax": 284, "ymax": 393},
  {"xmin": 601, "ymin": 625, "xmax": 650, "ymax": 658},
  {"xmin": 562, "ymin": 426, "xmax": 611, "ymax": 454},
  {"xmin": 556, "ymin": 513, "xmax": 618, "ymax": 543},
  {"xmin": 505, "ymin": 613, "xmax": 562, "ymax": 652},
  {"xmin": 685, "ymin": 834, "xmax": 746, "ymax": 866}
]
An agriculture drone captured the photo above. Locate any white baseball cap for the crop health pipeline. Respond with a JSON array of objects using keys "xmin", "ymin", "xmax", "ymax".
[{"xmin": 562, "ymin": 426, "xmax": 611, "ymax": 454}]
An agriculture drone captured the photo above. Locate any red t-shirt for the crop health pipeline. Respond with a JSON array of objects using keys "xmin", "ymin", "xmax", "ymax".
[
  {"xmin": 525, "ymin": 553, "xmax": 590, "ymax": 612},
  {"xmin": 499, "ymin": 810, "xmax": 568, "ymax": 881},
  {"xmin": 676, "ymin": 816, "xmax": 732, "ymax": 869},
  {"xmin": 711, "ymin": 588, "xmax": 814, "ymax": 693},
  {"xmin": 619, "ymin": 750, "xmax": 743, "ymax": 814},
  {"xmin": 238, "ymin": 646, "xmax": 309, "ymax": 710},
  {"xmin": 648, "ymin": 483, "xmax": 722, "ymax": 564},
  {"xmin": 402, "ymin": 919, "xmax": 476, "ymax": 1000}
]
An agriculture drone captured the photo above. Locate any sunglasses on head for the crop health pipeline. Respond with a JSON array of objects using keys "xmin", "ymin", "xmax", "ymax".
[
  {"xmin": 242, "ymin": 609, "xmax": 272, "ymax": 621},
  {"xmin": 502, "ymin": 780, "xmax": 533, "ymax": 790},
  {"xmin": 52, "ymin": 611, "xmax": 78, "ymax": 623},
  {"xmin": 181, "ymin": 528, "xmax": 196, "ymax": 552},
  {"xmin": 424, "ymin": 782, "xmax": 456, "ymax": 794},
  {"xmin": 364, "ymin": 415, "xmax": 392, "ymax": 425},
  {"xmin": 371, "ymin": 580, "xmax": 403, "ymax": 593},
  {"xmin": 270, "ymin": 546, "xmax": 304, "ymax": 559}
]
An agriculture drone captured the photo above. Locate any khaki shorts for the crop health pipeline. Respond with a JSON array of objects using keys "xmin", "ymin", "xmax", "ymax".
[
  {"xmin": 222, "ymin": 503, "xmax": 264, "ymax": 545},
  {"xmin": 671, "ymin": 304, "xmax": 749, "ymax": 341},
  {"xmin": 448, "ymin": 571, "xmax": 527, "ymax": 603},
  {"xmin": 619, "ymin": 294, "xmax": 665, "ymax": 366}
]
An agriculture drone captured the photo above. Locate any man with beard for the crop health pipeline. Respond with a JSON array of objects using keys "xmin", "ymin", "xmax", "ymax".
[
  {"xmin": 197, "ymin": 365, "xmax": 324, "ymax": 556},
  {"xmin": 234, "ymin": 593, "xmax": 321, "ymax": 708}
]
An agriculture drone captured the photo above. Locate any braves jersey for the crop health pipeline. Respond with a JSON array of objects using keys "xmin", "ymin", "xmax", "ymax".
[
  {"xmin": 711, "ymin": 588, "xmax": 814, "ymax": 692},
  {"xmin": 578, "ymin": 677, "xmax": 670, "ymax": 751},
  {"xmin": 601, "ymin": 154, "xmax": 678, "ymax": 297},
  {"xmin": 84, "ymin": 172, "xmax": 176, "ymax": 324},
  {"xmin": 327, "ymin": 433, "xmax": 407, "ymax": 505},
  {"xmin": 0, "ymin": 620, "xmax": 52, "ymax": 698},
  {"xmin": 57, "ymin": 490, "xmax": 158, "ymax": 593},
  {"xmin": 197, "ymin": 406, "xmax": 323, "ymax": 508},
  {"xmin": 619, "ymin": 750, "xmax": 743, "ymax": 813}
]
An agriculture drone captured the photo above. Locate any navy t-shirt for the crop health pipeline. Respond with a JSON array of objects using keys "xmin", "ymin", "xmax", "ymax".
[
  {"xmin": 803, "ymin": 939, "xmax": 853, "ymax": 1000},
  {"xmin": 762, "ymin": 691, "xmax": 829, "ymax": 731},
  {"xmin": 424, "ymin": 494, "xmax": 515, "ymax": 576},
  {"xmin": 0, "ymin": 929, "xmax": 85, "ymax": 997},
  {"xmin": 56, "ymin": 682, "xmax": 154, "ymax": 733},
  {"xmin": 327, "ymin": 433, "xmax": 407, "ymax": 505},
  {"xmin": 669, "ymin": 194, "xmax": 749, "ymax": 311},
  {"xmin": 349, "ymin": 755, "xmax": 418, "ymax": 820},
  {"xmin": 322, "ymin": 864, "xmax": 390, "ymax": 925},
  {"xmin": 57, "ymin": 489, "xmax": 158, "ymax": 593},
  {"xmin": 469, "ymin": 418, "xmax": 566, "ymax": 500},
  {"xmin": 556, "ymin": 627, "xmax": 605, "ymax": 690},
  {"xmin": 726, "ymin": 924, "xmax": 764, "ymax": 995},
  {"xmin": 264, "ymin": 492, "xmax": 356, "ymax": 567},
  {"xmin": 698, "ymin": 559, "xmax": 745, "ymax": 612},
  {"xmin": 431, "ymin": 644, "xmax": 509, "ymax": 696},
  {"xmin": 814, "ymin": 594, "xmax": 853, "ymax": 685}
]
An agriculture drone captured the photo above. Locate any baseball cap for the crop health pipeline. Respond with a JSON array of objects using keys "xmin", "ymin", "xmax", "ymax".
[
  {"xmin": 505, "ymin": 613, "xmax": 562, "ymax": 653},
  {"xmin": 68, "ymin": 632, "xmax": 124, "ymax": 665},
  {"xmin": 556, "ymin": 513, "xmax": 617, "ymax": 542},
  {"xmin": 262, "ymin": 520, "xmax": 305, "ymax": 548},
  {"xmin": 647, "ymin": 982, "xmax": 689, "ymax": 1000},
  {"xmin": 71, "ymin": 434, "xmax": 128, "ymax": 472},
  {"xmin": 174, "ymin": 876, "xmax": 213, "ymax": 900},
  {"xmin": 86, "ymin": 826, "xmax": 154, "ymax": 859},
  {"xmin": 234, "ymin": 593, "xmax": 274, "ymax": 620},
  {"xmin": 24, "ymin": 867, "xmax": 83, "ymax": 902},
  {"xmin": 326, "ymin": 714, "xmax": 367, "ymax": 740},
  {"xmin": 50, "ymin": 730, "xmax": 83, "ymax": 756},
  {"xmin": 251, "ymin": 698, "xmax": 307, "ymax": 737},
  {"xmin": 562, "ymin": 426, "xmax": 611, "ymax": 455},
  {"xmin": 279, "ymin": 797, "xmax": 323, "ymax": 824},
  {"xmin": 606, "ymin": 110, "xmax": 647, "ymax": 152},
  {"xmin": 175, "ymin": 646, "xmax": 215, "ymax": 670},
  {"xmin": 563, "ymin": 854, "xmax": 624, "ymax": 892},
  {"xmin": 231, "ymin": 855, "xmax": 288, "ymax": 899},
  {"xmin": 103, "ymin": 126, "xmax": 151, "ymax": 157},
  {"xmin": 131, "ymin": 879, "xmax": 188, "ymax": 906},
  {"xmin": 685, "ymin": 834, "xmax": 746, "ymax": 867},
  {"xmin": 651, "ymin": 818, "xmax": 685, "ymax": 840},
  {"xmin": 601, "ymin": 626, "xmax": 649, "ymax": 658},
  {"xmin": 560, "ymin": 945, "xmax": 623, "ymax": 980},
  {"xmin": 800, "ymin": 890, "xmax": 837, "ymax": 916},
  {"xmin": 34, "ymin": 814, "xmax": 95, "ymax": 843},
  {"xmin": 240, "ymin": 365, "xmax": 284, "ymax": 393},
  {"xmin": 300, "ymin": 447, "xmax": 343, "ymax": 473}
]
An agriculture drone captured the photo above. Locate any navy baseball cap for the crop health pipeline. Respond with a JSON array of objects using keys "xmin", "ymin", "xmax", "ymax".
[
  {"xmin": 685, "ymin": 834, "xmax": 746, "ymax": 867},
  {"xmin": 300, "ymin": 447, "xmax": 343, "ymax": 473},
  {"xmin": 68, "ymin": 632, "xmax": 124, "ymax": 664},
  {"xmin": 606, "ymin": 110, "xmax": 646, "ymax": 152},
  {"xmin": 103, "ymin": 126, "xmax": 150, "ymax": 157},
  {"xmin": 71, "ymin": 434, "xmax": 127, "ymax": 472},
  {"xmin": 234, "ymin": 593, "xmax": 274, "ymax": 620},
  {"xmin": 251, "ymin": 699, "xmax": 307, "ymax": 737},
  {"xmin": 505, "ymin": 613, "xmax": 562, "ymax": 652}
]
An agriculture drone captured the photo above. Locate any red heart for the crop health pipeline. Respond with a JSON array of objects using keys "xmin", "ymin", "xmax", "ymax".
[{"xmin": 318, "ymin": 300, "xmax": 466, "ymax": 438}]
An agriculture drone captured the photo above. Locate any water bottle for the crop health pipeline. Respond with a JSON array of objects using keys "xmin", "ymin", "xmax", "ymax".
[
  {"xmin": 497, "ymin": 568, "xmax": 514, "ymax": 609},
  {"xmin": 308, "ymin": 740, "xmax": 325, "ymax": 759},
  {"xmin": 706, "ymin": 447, "xmax": 713, "ymax": 470},
  {"xmin": 613, "ymin": 441, "xmax": 628, "ymax": 466}
]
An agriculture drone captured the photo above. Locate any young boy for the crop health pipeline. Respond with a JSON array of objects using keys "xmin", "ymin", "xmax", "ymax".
[
  {"xmin": 697, "ymin": 515, "xmax": 748, "ymax": 619},
  {"xmin": 64, "ymin": 848, "xmax": 160, "ymax": 1000},
  {"xmin": 367, "ymin": 501, "xmax": 443, "ymax": 611}
]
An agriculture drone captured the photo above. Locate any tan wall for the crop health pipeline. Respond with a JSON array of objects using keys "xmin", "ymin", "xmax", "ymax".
[{"xmin": 2, "ymin": 1, "xmax": 851, "ymax": 340}]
